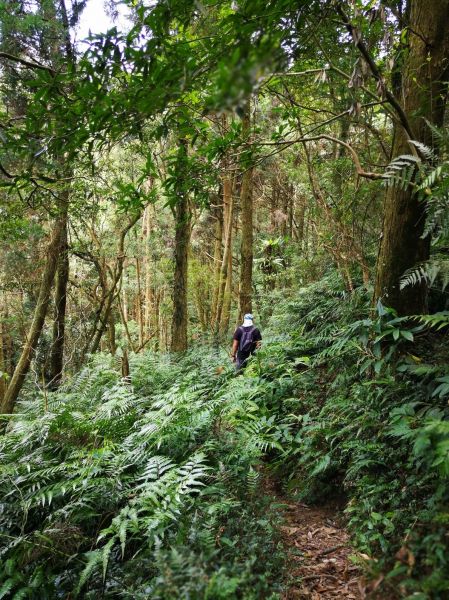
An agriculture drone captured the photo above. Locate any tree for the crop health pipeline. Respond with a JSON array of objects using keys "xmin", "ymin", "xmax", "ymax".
[
  {"xmin": 49, "ymin": 191, "xmax": 69, "ymax": 388},
  {"xmin": 0, "ymin": 0, "xmax": 84, "ymax": 409},
  {"xmin": 1, "ymin": 207, "xmax": 67, "ymax": 413},
  {"xmin": 340, "ymin": 0, "xmax": 449, "ymax": 314},
  {"xmin": 171, "ymin": 139, "xmax": 191, "ymax": 352},
  {"xmin": 239, "ymin": 99, "xmax": 254, "ymax": 317}
]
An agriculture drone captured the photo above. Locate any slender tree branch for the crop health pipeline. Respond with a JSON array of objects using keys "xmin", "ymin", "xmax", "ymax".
[
  {"xmin": 0, "ymin": 51, "xmax": 55, "ymax": 74},
  {"xmin": 250, "ymin": 134, "xmax": 384, "ymax": 180},
  {"xmin": 335, "ymin": 3, "xmax": 414, "ymax": 139},
  {"xmin": 0, "ymin": 163, "xmax": 13, "ymax": 179}
]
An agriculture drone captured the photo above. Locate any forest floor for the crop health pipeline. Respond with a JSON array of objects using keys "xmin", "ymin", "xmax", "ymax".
[{"xmin": 267, "ymin": 481, "xmax": 363, "ymax": 599}]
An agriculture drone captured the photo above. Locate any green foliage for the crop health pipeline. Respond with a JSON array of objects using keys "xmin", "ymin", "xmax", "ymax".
[
  {"xmin": 256, "ymin": 274, "xmax": 449, "ymax": 598},
  {"xmin": 2, "ymin": 271, "xmax": 449, "ymax": 597},
  {"xmin": 0, "ymin": 347, "xmax": 284, "ymax": 598},
  {"xmin": 384, "ymin": 128, "xmax": 449, "ymax": 299}
]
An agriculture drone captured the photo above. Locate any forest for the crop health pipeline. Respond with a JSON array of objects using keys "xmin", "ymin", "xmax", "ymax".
[{"xmin": 1, "ymin": 0, "xmax": 449, "ymax": 598}]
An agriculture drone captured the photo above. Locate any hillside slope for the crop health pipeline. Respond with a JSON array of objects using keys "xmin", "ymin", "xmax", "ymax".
[{"xmin": 1, "ymin": 275, "xmax": 449, "ymax": 598}]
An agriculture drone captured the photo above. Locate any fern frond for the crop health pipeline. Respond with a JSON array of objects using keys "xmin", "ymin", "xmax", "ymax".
[
  {"xmin": 408, "ymin": 140, "xmax": 436, "ymax": 162},
  {"xmin": 400, "ymin": 259, "xmax": 449, "ymax": 291},
  {"xmin": 383, "ymin": 154, "xmax": 420, "ymax": 189},
  {"xmin": 416, "ymin": 311, "xmax": 449, "ymax": 331},
  {"xmin": 74, "ymin": 550, "xmax": 102, "ymax": 597}
]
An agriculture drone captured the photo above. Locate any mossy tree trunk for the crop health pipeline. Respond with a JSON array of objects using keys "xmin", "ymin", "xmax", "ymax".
[
  {"xmin": 210, "ymin": 194, "xmax": 224, "ymax": 324},
  {"xmin": 239, "ymin": 100, "xmax": 253, "ymax": 318},
  {"xmin": 49, "ymin": 193, "xmax": 69, "ymax": 389},
  {"xmin": 374, "ymin": 0, "xmax": 449, "ymax": 315},
  {"xmin": 214, "ymin": 162, "xmax": 234, "ymax": 332},
  {"xmin": 0, "ymin": 306, "xmax": 7, "ymax": 407},
  {"xmin": 171, "ymin": 139, "xmax": 191, "ymax": 353},
  {"xmin": 1, "ymin": 208, "xmax": 67, "ymax": 414}
]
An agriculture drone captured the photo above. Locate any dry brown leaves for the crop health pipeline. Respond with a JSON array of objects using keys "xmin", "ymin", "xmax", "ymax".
[{"xmin": 278, "ymin": 500, "xmax": 362, "ymax": 600}]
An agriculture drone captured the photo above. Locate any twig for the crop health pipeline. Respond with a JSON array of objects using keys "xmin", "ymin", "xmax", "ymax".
[
  {"xmin": 253, "ymin": 134, "xmax": 384, "ymax": 180},
  {"xmin": 0, "ymin": 51, "xmax": 56, "ymax": 74},
  {"xmin": 316, "ymin": 544, "xmax": 345, "ymax": 558},
  {"xmin": 335, "ymin": 3, "xmax": 413, "ymax": 140},
  {"xmin": 301, "ymin": 574, "xmax": 339, "ymax": 582}
]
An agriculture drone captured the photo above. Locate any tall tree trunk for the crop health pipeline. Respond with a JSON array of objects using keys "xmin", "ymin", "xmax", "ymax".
[
  {"xmin": 0, "ymin": 308, "xmax": 6, "ymax": 407},
  {"xmin": 155, "ymin": 290, "xmax": 161, "ymax": 351},
  {"xmin": 171, "ymin": 140, "xmax": 191, "ymax": 352},
  {"xmin": 3, "ymin": 299, "xmax": 14, "ymax": 379},
  {"xmin": 118, "ymin": 293, "xmax": 136, "ymax": 352},
  {"xmin": 214, "ymin": 169, "xmax": 234, "ymax": 331},
  {"xmin": 270, "ymin": 174, "xmax": 278, "ymax": 233},
  {"xmin": 210, "ymin": 198, "xmax": 224, "ymax": 323},
  {"xmin": 295, "ymin": 193, "xmax": 306, "ymax": 248},
  {"xmin": 373, "ymin": 0, "xmax": 449, "ymax": 314},
  {"xmin": 49, "ymin": 196, "xmax": 69, "ymax": 389},
  {"xmin": 239, "ymin": 100, "xmax": 253, "ymax": 318},
  {"xmin": 135, "ymin": 257, "xmax": 144, "ymax": 347},
  {"xmin": 220, "ymin": 198, "xmax": 234, "ymax": 335},
  {"xmin": 288, "ymin": 183, "xmax": 294, "ymax": 239},
  {"xmin": 87, "ymin": 213, "xmax": 141, "ymax": 355},
  {"xmin": 121, "ymin": 348, "xmax": 130, "ymax": 378},
  {"xmin": 193, "ymin": 273, "xmax": 208, "ymax": 333},
  {"xmin": 143, "ymin": 206, "xmax": 153, "ymax": 337},
  {"xmin": 107, "ymin": 312, "xmax": 117, "ymax": 355},
  {"xmin": 1, "ymin": 211, "xmax": 66, "ymax": 413}
]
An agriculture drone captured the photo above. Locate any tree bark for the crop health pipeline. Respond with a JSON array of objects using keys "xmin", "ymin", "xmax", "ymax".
[
  {"xmin": 135, "ymin": 256, "xmax": 144, "ymax": 347},
  {"xmin": 214, "ymin": 168, "xmax": 234, "ymax": 332},
  {"xmin": 143, "ymin": 206, "xmax": 153, "ymax": 337},
  {"xmin": 49, "ymin": 196, "xmax": 69, "ymax": 389},
  {"xmin": 171, "ymin": 140, "xmax": 191, "ymax": 352},
  {"xmin": 155, "ymin": 289, "xmax": 161, "ymax": 351},
  {"xmin": 0, "ymin": 308, "xmax": 7, "ymax": 406},
  {"xmin": 1, "ymin": 210, "xmax": 66, "ymax": 413},
  {"xmin": 373, "ymin": 0, "xmax": 449, "ymax": 314},
  {"xmin": 107, "ymin": 312, "xmax": 117, "ymax": 355},
  {"xmin": 270, "ymin": 173, "xmax": 279, "ymax": 234},
  {"xmin": 210, "ymin": 197, "xmax": 224, "ymax": 324},
  {"xmin": 220, "ymin": 197, "xmax": 234, "ymax": 335},
  {"xmin": 121, "ymin": 348, "xmax": 130, "ymax": 378},
  {"xmin": 239, "ymin": 100, "xmax": 253, "ymax": 318},
  {"xmin": 288, "ymin": 183, "xmax": 294, "ymax": 239}
]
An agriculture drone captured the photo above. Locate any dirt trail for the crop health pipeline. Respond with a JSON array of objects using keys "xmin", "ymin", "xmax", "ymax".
[{"xmin": 277, "ymin": 498, "xmax": 362, "ymax": 599}]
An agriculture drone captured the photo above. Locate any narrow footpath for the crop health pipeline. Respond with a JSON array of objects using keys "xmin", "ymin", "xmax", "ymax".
[{"xmin": 278, "ymin": 498, "xmax": 363, "ymax": 599}]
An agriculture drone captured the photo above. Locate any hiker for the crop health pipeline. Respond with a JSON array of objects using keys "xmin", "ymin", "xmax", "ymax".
[{"xmin": 230, "ymin": 313, "xmax": 262, "ymax": 371}]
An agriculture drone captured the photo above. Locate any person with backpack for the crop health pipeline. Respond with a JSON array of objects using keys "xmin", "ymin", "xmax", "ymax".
[{"xmin": 230, "ymin": 313, "xmax": 262, "ymax": 371}]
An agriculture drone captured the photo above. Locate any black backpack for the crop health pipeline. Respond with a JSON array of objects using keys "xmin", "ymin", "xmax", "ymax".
[{"xmin": 238, "ymin": 326, "xmax": 255, "ymax": 353}]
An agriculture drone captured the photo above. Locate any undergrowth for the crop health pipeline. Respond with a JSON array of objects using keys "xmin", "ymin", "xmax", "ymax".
[
  {"xmin": 0, "ymin": 351, "xmax": 284, "ymax": 599},
  {"xmin": 256, "ymin": 274, "xmax": 449, "ymax": 599},
  {"xmin": 1, "ymin": 272, "xmax": 449, "ymax": 598}
]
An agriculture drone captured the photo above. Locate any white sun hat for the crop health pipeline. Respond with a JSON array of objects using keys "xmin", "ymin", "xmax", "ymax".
[{"xmin": 242, "ymin": 313, "xmax": 254, "ymax": 327}]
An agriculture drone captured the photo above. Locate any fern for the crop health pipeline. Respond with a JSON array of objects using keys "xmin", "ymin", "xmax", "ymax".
[
  {"xmin": 382, "ymin": 154, "xmax": 421, "ymax": 189},
  {"xmin": 3, "ymin": 276, "xmax": 448, "ymax": 599},
  {"xmin": 400, "ymin": 258, "xmax": 449, "ymax": 291},
  {"xmin": 74, "ymin": 550, "xmax": 102, "ymax": 597},
  {"xmin": 246, "ymin": 467, "xmax": 260, "ymax": 495},
  {"xmin": 409, "ymin": 139, "xmax": 436, "ymax": 161},
  {"xmin": 416, "ymin": 311, "xmax": 449, "ymax": 331}
]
